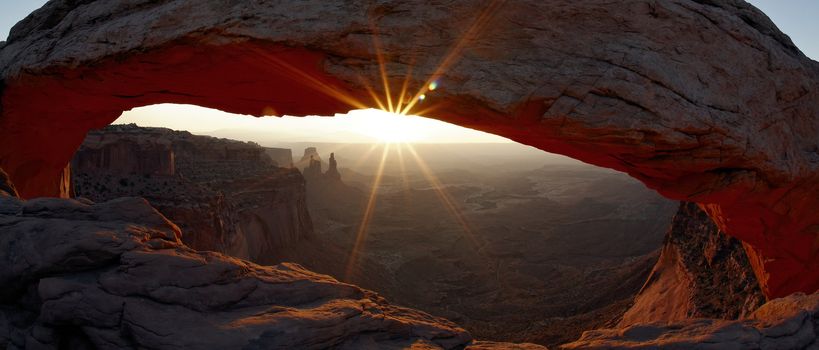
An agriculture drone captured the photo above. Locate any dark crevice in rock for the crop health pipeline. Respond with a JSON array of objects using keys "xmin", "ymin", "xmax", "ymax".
[
  {"xmin": 0, "ymin": 167, "xmax": 18, "ymax": 198},
  {"xmin": 55, "ymin": 324, "xmax": 96, "ymax": 350}
]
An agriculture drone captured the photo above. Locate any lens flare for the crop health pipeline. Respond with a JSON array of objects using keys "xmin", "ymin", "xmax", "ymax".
[
  {"xmin": 344, "ymin": 143, "xmax": 391, "ymax": 280},
  {"xmin": 405, "ymin": 144, "xmax": 481, "ymax": 248}
]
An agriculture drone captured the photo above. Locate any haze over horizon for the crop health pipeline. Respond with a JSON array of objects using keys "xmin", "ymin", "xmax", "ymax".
[{"xmin": 114, "ymin": 105, "xmax": 515, "ymax": 144}]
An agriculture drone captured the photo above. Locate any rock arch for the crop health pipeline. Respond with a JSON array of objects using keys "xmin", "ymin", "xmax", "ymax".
[{"xmin": 0, "ymin": 0, "xmax": 817, "ymax": 299}]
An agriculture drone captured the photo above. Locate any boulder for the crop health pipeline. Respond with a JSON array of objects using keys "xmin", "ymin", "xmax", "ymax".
[
  {"xmin": 621, "ymin": 202, "xmax": 766, "ymax": 326},
  {"xmin": 0, "ymin": 0, "xmax": 817, "ymax": 298},
  {"xmin": 0, "ymin": 190, "xmax": 475, "ymax": 349},
  {"xmin": 562, "ymin": 292, "xmax": 819, "ymax": 350}
]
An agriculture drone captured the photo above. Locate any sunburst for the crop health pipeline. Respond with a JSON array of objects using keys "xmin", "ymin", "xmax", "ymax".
[
  {"xmin": 344, "ymin": 143, "xmax": 391, "ymax": 280},
  {"xmin": 257, "ymin": 1, "xmax": 507, "ymax": 280}
]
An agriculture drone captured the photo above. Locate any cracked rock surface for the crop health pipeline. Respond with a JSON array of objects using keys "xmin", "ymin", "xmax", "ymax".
[
  {"xmin": 620, "ymin": 202, "xmax": 766, "ymax": 326},
  {"xmin": 0, "ymin": 191, "xmax": 486, "ymax": 349},
  {"xmin": 561, "ymin": 292, "xmax": 819, "ymax": 350},
  {"xmin": 1, "ymin": 170, "xmax": 817, "ymax": 349},
  {"xmin": 0, "ymin": 0, "xmax": 817, "ymax": 298}
]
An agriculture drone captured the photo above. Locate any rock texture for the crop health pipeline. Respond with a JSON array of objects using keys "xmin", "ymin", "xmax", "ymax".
[
  {"xmin": 297, "ymin": 147, "xmax": 323, "ymax": 171},
  {"xmin": 0, "ymin": 176, "xmax": 815, "ymax": 349},
  {"xmin": 0, "ymin": 173, "xmax": 549, "ymax": 350},
  {"xmin": 0, "ymin": 0, "xmax": 817, "ymax": 298},
  {"xmin": 562, "ymin": 292, "xmax": 819, "ymax": 350},
  {"xmin": 326, "ymin": 152, "xmax": 342, "ymax": 181},
  {"xmin": 0, "ymin": 168, "xmax": 18, "ymax": 198},
  {"xmin": 621, "ymin": 201, "xmax": 766, "ymax": 326},
  {"xmin": 71, "ymin": 124, "xmax": 313, "ymax": 262},
  {"xmin": 301, "ymin": 148, "xmax": 344, "ymax": 184},
  {"xmin": 265, "ymin": 147, "xmax": 294, "ymax": 168}
]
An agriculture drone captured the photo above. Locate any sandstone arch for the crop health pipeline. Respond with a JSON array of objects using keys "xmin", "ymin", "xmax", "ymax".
[{"xmin": 0, "ymin": 0, "xmax": 817, "ymax": 299}]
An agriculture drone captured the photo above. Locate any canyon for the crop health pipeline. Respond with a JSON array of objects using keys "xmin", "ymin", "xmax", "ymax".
[
  {"xmin": 71, "ymin": 124, "xmax": 312, "ymax": 263},
  {"xmin": 0, "ymin": 0, "xmax": 818, "ymax": 348},
  {"xmin": 1, "ymin": 0, "xmax": 817, "ymax": 298},
  {"xmin": 2, "ymin": 164, "xmax": 819, "ymax": 349},
  {"xmin": 63, "ymin": 125, "xmax": 776, "ymax": 347}
]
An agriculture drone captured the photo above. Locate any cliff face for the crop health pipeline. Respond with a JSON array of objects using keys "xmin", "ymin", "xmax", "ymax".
[
  {"xmin": 73, "ymin": 138, "xmax": 175, "ymax": 176},
  {"xmin": 2, "ymin": 172, "xmax": 818, "ymax": 349},
  {"xmin": 1, "ymin": 0, "xmax": 816, "ymax": 297},
  {"xmin": 0, "ymin": 186, "xmax": 480, "ymax": 350},
  {"xmin": 219, "ymin": 171, "xmax": 313, "ymax": 261},
  {"xmin": 621, "ymin": 202, "xmax": 766, "ymax": 326},
  {"xmin": 563, "ymin": 292, "xmax": 819, "ymax": 350},
  {"xmin": 72, "ymin": 124, "xmax": 313, "ymax": 262},
  {"xmin": 265, "ymin": 147, "xmax": 293, "ymax": 167}
]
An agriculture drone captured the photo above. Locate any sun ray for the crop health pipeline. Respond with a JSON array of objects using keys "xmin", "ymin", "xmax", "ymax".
[
  {"xmin": 404, "ymin": 144, "xmax": 481, "ymax": 248},
  {"xmin": 395, "ymin": 61, "xmax": 415, "ymax": 115},
  {"xmin": 250, "ymin": 48, "xmax": 369, "ymax": 111},
  {"xmin": 344, "ymin": 143, "xmax": 392, "ymax": 280},
  {"xmin": 405, "ymin": 103, "xmax": 445, "ymax": 121},
  {"xmin": 400, "ymin": 0, "xmax": 507, "ymax": 116},
  {"xmin": 351, "ymin": 142, "xmax": 381, "ymax": 170},
  {"xmin": 396, "ymin": 143, "xmax": 413, "ymax": 201},
  {"xmin": 369, "ymin": 18, "xmax": 395, "ymax": 113},
  {"xmin": 360, "ymin": 79, "xmax": 388, "ymax": 112}
]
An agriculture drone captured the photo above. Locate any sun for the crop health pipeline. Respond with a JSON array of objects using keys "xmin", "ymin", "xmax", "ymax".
[{"xmin": 344, "ymin": 108, "xmax": 434, "ymax": 143}]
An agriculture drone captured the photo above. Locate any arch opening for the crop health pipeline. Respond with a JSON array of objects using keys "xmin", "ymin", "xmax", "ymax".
[
  {"xmin": 71, "ymin": 104, "xmax": 698, "ymax": 347},
  {"xmin": 2, "ymin": 0, "xmax": 819, "ymax": 303}
]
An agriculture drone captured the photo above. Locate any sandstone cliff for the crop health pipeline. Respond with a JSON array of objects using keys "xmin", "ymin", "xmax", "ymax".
[
  {"xmin": 620, "ymin": 202, "xmax": 767, "ymax": 326},
  {"xmin": 265, "ymin": 147, "xmax": 293, "ymax": 168},
  {"xmin": 1, "ymin": 0, "xmax": 816, "ymax": 299},
  {"xmin": 0, "ymin": 168, "xmax": 552, "ymax": 350},
  {"xmin": 72, "ymin": 124, "xmax": 313, "ymax": 262},
  {"xmin": 297, "ymin": 147, "xmax": 323, "ymax": 171},
  {"xmin": 325, "ymin": 152, "xmax": 342, "ymax": 181},
  {"xmin": 562, "ymin": 292, "xmax": 819, "ymax": 350},
  {"xmin": 2, "ymin": 172, "xmax": 818, "ymax": 349}
]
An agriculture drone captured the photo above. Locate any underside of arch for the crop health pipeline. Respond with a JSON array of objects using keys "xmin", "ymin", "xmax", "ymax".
[{"xmin": 0, "ymin": 0, "xmax": 817, "ymax": 299}]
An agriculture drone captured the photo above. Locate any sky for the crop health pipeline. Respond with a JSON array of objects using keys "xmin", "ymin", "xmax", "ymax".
[{"xmin": 1, "ymin": 1, "xmax": 817, "ymax": 143}]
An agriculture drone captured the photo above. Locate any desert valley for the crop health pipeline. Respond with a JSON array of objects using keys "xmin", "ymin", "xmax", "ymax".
[{"xmin": 1, "ymin": 1, "xmax": 818, "ymax": 349}]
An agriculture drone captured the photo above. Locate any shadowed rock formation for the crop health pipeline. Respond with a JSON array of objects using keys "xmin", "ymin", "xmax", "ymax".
[
  {"xmin": 0, "ymin": 169, "xmax": 18, "ymax": 198},
  {"xmin": 265, "ymin": 147, "xmax": 294, "ymax": 168},
  {"xmin": 0, "ymin": 0, "xmax": 816, "ymax": 297},
  {"xmin": 297, "ymin": 147, "xmax": 323, "ymax": 171},
  {"xmin": 621, "ymin": 202, "xmax": 766, "ymax": 326},
  {"xmin": 71, "ymin": 124, "xmax": 313, "ymax": 263},
  {"xmin": 0, "ymin": 169, "xmax": 549, "ymax": 350},
  {"xmin": 326, "ymin": 152, "xmax": 342, "ymax": 181},
  {"xmin": 562, "ymin": 292, "xmax": 819, "ymax": 350},
  {"xmin": 303, "ymin": 155, "xmax": 323, "ymax": 179},
  {"xmin": 1, "ymin": 171, "xmax": 816, "ymax": 349}
]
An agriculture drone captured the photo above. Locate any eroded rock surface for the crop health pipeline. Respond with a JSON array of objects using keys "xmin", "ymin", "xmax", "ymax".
[
  {"xmin": 621, "ymin": 201, "xmax": 766, "ymax": 326},
  {"xmin": 0, "ymin": 168, "xmax": 18, "ymax": 197},
  {"xmin": 0, "ymin": 0, "xmax": 817, "ymax": 298},
  {"xmin": 71, "ymin": 124, "xmax": 313, "ymax": 262},
  {"xmin": 1, "ymin": 169, "xmax": 816, "ymax": 349},
  {"xmin": 562, "ymin": 292, "xmax": 819, "ymax": 350},
  {"xmin": 0, "ymin": 190, "xmax": 476, "ymax": 349}
]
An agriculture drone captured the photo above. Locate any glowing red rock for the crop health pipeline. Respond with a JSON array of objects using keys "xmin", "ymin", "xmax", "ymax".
[{"xmin": 0, "ymin": 0, "xmax": 817, "ymax": 299}]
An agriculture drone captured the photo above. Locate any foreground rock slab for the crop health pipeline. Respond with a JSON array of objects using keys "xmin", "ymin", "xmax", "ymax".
[
  {"xmin": 562, "ymin": 293, "xmax": 819, "ymax": 350},
  {"xmin": 621, "ymin": 202, "xmax": 765, "ymax": 326},
  {"xmin": 1, "ymin": 0, "xmax": 817, "ymax": 299},
  {"xmin": 1, "ymin": 171, "xmax": 817, "ymax": 349},
  {"xmin": 0, "ymin": 194, "xmax": 476, "ymax": 349}
]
